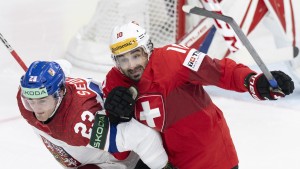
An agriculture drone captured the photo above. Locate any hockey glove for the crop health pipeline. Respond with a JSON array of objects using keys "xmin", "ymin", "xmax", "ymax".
[
  {"xmin": 104, "ymin": 86, "xmax": 138, "ymax": 124},
  {"xmin": 245, "ymin": 71, "xmax": 294, "ymax": 100}
]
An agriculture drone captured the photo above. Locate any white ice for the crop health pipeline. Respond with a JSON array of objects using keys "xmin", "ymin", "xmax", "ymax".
[{"xmin": 0, "ymin": 1, "xmax": 299, "ymax": 169}]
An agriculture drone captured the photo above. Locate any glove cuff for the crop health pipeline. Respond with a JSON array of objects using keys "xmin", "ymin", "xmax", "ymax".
[{"xmin": 246, "ymin": 74, "xmax": 265, "ymax": 100}]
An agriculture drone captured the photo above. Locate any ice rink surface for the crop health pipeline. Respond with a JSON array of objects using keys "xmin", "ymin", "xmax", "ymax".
[{"xmin": 0, "ymin": 1, "xmax": 299, "ymax": 169}]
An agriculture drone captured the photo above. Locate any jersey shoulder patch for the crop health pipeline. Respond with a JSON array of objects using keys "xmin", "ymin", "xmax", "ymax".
[{"xmin": 183, "ymin": 48, "xmax": 206, "ymax": 71}]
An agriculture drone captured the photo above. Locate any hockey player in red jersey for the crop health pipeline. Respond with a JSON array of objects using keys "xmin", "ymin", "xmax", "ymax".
[
  {"xmin": 103, "ymin": 22, "xmax": 295, "ymax": 169},
  {"xmin": 17, "ymin": 60, "xmax": 174, "ymax": 169}
]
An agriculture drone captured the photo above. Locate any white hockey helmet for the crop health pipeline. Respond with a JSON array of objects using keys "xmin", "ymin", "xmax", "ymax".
[{"xmin": 109, "ymin": 21, "xmax": 153, "ymax": 66}]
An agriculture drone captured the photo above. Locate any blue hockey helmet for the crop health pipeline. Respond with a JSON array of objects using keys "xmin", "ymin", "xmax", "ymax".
[{"xmin": 20, "ymin": 61, "xmax": 65, "ymax": 99}]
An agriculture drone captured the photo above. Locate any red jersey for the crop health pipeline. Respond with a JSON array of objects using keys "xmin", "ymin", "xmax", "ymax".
[
  {"xmin": 17, "ymin": 77, "xmax": 169, "ymax": 169},
  {"xmin": 103, "ymin": 44, "xmax": 256, "ymax": 169}
]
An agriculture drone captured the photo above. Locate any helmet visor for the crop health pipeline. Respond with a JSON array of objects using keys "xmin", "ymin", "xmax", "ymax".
[
  {"xmin": 21, "ymin": 93, "xmax": 58, "ymax": 113},
  {"xmin": 115, "ymin": 47, "xmax": 148, "ymax": 69},
  {"xmin": 20, "ymin": 87, "xmax": 57, "ymax": 113}
]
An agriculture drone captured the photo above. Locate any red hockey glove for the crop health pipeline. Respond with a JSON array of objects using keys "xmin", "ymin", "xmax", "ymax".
[{"xmin": 245, "ymin": 71, "xmax": 294, "ymax": 100}]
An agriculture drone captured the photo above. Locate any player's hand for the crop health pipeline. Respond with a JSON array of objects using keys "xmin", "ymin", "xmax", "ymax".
[
  {"xmin": 245, "ymin": 71, "xmax": 294, "ymax": 100},
  {"xmin": 104, "ymin": 86, "xmax": 138, "ymax": 123}
]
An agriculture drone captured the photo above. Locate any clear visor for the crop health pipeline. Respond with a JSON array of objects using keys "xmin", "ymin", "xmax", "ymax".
[
  {"xmin": 21, "ymin": 93, "xmax": 58, "ymax": 112},
  {"xmin": 115, "ymin": 47, "xmax": 148, "ymax": 69}
]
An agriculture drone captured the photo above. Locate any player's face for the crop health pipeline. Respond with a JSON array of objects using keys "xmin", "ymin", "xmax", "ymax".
[
  {"xmin": 25, "ymin": 95, "xmax": 58, "ymax": 122},
  {"xmin": 116, "ymin": 47, "xmax": 149, "ymax": 81}
]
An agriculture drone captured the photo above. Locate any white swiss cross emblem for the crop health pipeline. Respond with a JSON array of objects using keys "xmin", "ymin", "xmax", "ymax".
[
  {"xmin": 135, "ymin": 95, "xmax": 165, "ymax": 131},
  {"xmin": 140, "ymin": 101, "xmax": 160, "ymax": 127}
]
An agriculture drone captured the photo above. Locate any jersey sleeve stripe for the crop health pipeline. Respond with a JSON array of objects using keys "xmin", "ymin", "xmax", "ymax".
[
  {"xmin": 89, "ymin": 81, "xmax": 104, "ymax": 98},
  {"xmin": 108, "ymin": 123, "xmax": 118, "ymax": 153}
]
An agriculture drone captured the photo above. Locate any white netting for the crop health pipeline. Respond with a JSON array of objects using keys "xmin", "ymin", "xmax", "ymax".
[{"xmin": 65, "ymin": 0, "xmax": 182, "ymax": 72}]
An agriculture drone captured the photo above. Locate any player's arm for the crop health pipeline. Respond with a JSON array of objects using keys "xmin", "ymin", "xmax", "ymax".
[
  {"xmin": 168, "ymin": 46, "xmax": 255, "ymax": 92},
  {"xmin": 165, "ymin": 44, "xmax": 294, "ymax": 98},
  {"xmin": 89, "ymin": 110, "xmax": 172, "ymax": 169},
  {"xmin": 182, "ymin": 50, "xmax": 294, "ymax": 99},
  {"xmin": 114, "ymin": 118, "xmax": 170, "ymax": 169}
]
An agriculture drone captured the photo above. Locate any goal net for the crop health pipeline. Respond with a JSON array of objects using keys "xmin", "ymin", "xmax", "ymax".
[
  {"xmin": 65, "ymin": 0, "xmax": 300, "ymax": 83},
  {"xmin": 65, "ymin": 0, "xmax": 187, "ymax": 72}
]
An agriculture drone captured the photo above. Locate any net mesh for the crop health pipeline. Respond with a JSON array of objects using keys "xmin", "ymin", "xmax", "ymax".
[{"xmin": 65, "ymin": 0, "xmax": 182, "ymax": 71}]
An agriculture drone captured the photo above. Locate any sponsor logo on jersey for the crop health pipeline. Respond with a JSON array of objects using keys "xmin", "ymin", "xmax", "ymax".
[
  {"xmin": 21, "ymin": 87, "xmax": 49, "ymax": 99},
  {"xmin": 90, "ymin": 113, "xmax": 109, "ymax": 150},
  {"xmin": 110, "ymin": 37, "xmax": 138, "ymax": 55},
  {"xmin": 183, "ymin": 48, "xmax": 205, "ymax": 71}
]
